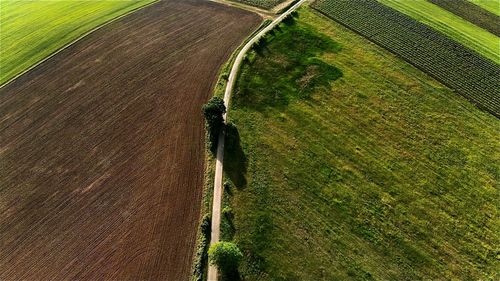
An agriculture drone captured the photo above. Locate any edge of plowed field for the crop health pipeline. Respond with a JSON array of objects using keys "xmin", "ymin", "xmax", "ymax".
[
  {"xmin": 190, "ymin": 18, "xmax": 271, "ymax": 281},
  {"xmin": 0, "ymin": 0, "xmax": 159, "ymax": 89}
]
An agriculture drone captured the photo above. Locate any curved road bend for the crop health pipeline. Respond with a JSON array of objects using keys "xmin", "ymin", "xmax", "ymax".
[{"xmin": 208, "ymin": 0, "xmax": 308, "ymax": 280}]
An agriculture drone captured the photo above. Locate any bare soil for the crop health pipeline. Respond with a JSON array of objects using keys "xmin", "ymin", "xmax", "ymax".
[{"xmin": 0, "ymin": 1, "xmax": 260, "ymax": 280}]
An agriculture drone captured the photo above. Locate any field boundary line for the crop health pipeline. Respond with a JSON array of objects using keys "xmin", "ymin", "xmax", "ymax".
[
  {"xmin": 210, "ymin": 0, "xmax": 276, "ymax": 18},
  {"xmin": 207, "ymin": 0, "xmax": 308, "ymax": 280},
  {"xmin": 0, "ymin": 0, "xmax": 159, "ymax": 89}
]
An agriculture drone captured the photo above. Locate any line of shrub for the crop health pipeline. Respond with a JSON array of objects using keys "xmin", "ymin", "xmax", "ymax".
[{"xmin": 191, "ymin": 214, "xmax": 211, "ymax": 281}]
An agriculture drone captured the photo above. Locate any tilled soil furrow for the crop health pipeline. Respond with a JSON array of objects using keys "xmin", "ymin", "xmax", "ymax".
[{"xmin": 0, "ymin": 0, "xmax": 261, "ymax": 280}]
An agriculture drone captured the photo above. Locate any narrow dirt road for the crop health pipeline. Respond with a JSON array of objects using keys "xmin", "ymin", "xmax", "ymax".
[
  {"xmin": 0, "ymin": 1, "xmax": 260, "ymax": 280},
  {"xmin": 208, "ymin": 0, "xmax": 308, "ymax": 280}
]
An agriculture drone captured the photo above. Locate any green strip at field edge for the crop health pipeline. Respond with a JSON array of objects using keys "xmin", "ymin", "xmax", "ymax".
[
  {"xmin": 190, "ymin": 18, "xmax": 270, "ymax": 281},
  {"xmin": 0, "ymin": 0, "xmax": 159, "ymax": 89}
]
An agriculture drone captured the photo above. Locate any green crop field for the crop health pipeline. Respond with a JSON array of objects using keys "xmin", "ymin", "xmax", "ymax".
[
  {"xmin": 429, "ymin": 0, "xmax": 500, "ymax": 36},
  {"xmin": 0, "ymin": 0, "xmax": 155, "ymax": 85},
  {"xmin": 469, "ymin": 0, "xmax": 500, "ymax": 16},
  {"xmin": 231, "ymin": 0, "xmax": 286, "ymax": 9},
  {"xmin": 378, "ymin": 0, "xmax": 500, "ymax": 63},
  {"xmin": 313, "ymin": 0, "xmax": 500, "ymax": 117},
  {"xmin": 221, "ymin": 7, "xmax": 499, "ymax": 280}
]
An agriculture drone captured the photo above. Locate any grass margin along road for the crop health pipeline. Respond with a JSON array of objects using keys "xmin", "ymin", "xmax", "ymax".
[{"xmin": 207, "ymin": 0, "xmax": 308, "ymax": 280}]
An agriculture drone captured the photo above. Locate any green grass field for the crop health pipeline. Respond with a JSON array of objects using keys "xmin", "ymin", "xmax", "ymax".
[
  {"xmin": 0, "ymin": 0, "xmax": 155, "ymax": 85},
  {"xmin": 469, "ymin": 0, "xmax": 500, "ymax": 15},
  {"xmin": 378, "ymin": 0, "xmax": 500, "ymax": 64},
  {"xmin": 222, "ymin": 7, "xmax": 499, "ymax": 280}
]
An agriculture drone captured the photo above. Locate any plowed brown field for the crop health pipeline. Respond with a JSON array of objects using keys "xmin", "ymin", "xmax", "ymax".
[{"xmin": 0, "ymin": 1, "xmax": 260, "ymax": 280}]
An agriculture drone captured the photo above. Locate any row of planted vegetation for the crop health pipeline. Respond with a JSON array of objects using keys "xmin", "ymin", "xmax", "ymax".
[
  {"xmin": 232, "ymin": 0, "xmax": 286, "ymax": 9},
  {"xmin": 200, "ymin": 6, "xmax": 499, "ymax": 281},
  {"xmin": 312, "ymin": 0, "xmax": 500, "ymax": 117},
  {"xmin": 428, "ymin": 0, "xmax": 500, "ymax": 36}
]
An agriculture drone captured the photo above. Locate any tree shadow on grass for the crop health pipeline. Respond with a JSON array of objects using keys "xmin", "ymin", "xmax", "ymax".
[
  {"xmin": 221, "ymin": 207, "xmax": 236, "ymax": 241},
  {"xmin": 224, "ymin": 122, "xmax": 247, "ymax": 189},
  {"xmin": 254, "ymin": 37, "xmax": 269, "ymax": 56},
  {"xmin": 221, "ymin": 269, "xmax": 241, "ymax": 281},
  {"xmin": 282, "ymin": 11, "xmax": 298, "ymax": 26},
  {"xmin": 234, "ymin": 20, "xmax": 343, "ymax": 113}
]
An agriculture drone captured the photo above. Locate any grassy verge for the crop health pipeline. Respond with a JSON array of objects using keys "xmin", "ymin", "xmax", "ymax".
[
  {"xmin": 225, "ymin": 7, "xmax": 499, "ymax": 280},
  {"xmin": 378, "ymin": 0, "xmax": 500, "ymax": 63},
  {"xmin": 212, "ymin": 19, "xmax": 271, "ymax": 100},
  {"xmin": 190, "ymin": 18, "xmax": 270, "ymax": 281},
  {"xmin": 0, "ymin": 0, "xmax": 156, "ymax": 85},
  {"xmin": 191, "ymin": 153, "xmax": 215, "ymax": 281}
]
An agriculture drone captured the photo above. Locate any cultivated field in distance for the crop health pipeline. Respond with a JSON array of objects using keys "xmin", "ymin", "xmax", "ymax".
[
  {"xmin": 313, "ymin": 0, "xmax": 500, "ymax": 117},
  {"xmin": 0, "ymin": 0, "xmax": 155, "ymax": 85},
  {"xmin": 428, "ymin": 0, "xmax": 500, "ymax": 36},
  {"xmin": 0, "ymin": 0, "xmax": 260, "ymax": 280},
  {"xmin": 231, "ymin": 0, "xmax": 286, "ymax": 9},
  {"xmin": 469, "ymin": 0, "xmax": 500, "ymax": 15},
  {"xmin": 378, "ymin": 0, "xmax": 499, "ymax": 62}
]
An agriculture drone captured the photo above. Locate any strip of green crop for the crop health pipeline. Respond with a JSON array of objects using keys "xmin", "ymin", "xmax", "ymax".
[
  {"xmin": 428, "ymin": 0, "xmax": 500, "ymax": 36},
  {"xmin": 0, "ymin": 0, "xmax": 156, "ymax": 85},
  {"xmin": 378, "ymin": 0, "xmax": 499, "ymax": 63},
  {"xmin": 313, "ymin": 0, "xmax": 500, "ymax": 117},
  {"xmin": 468, "ymin": 0, "xmax": 500, "ymax": 16},
  {"xmin": 231, "ymin": 0, "xmax": 285, "ymax": 9}
]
